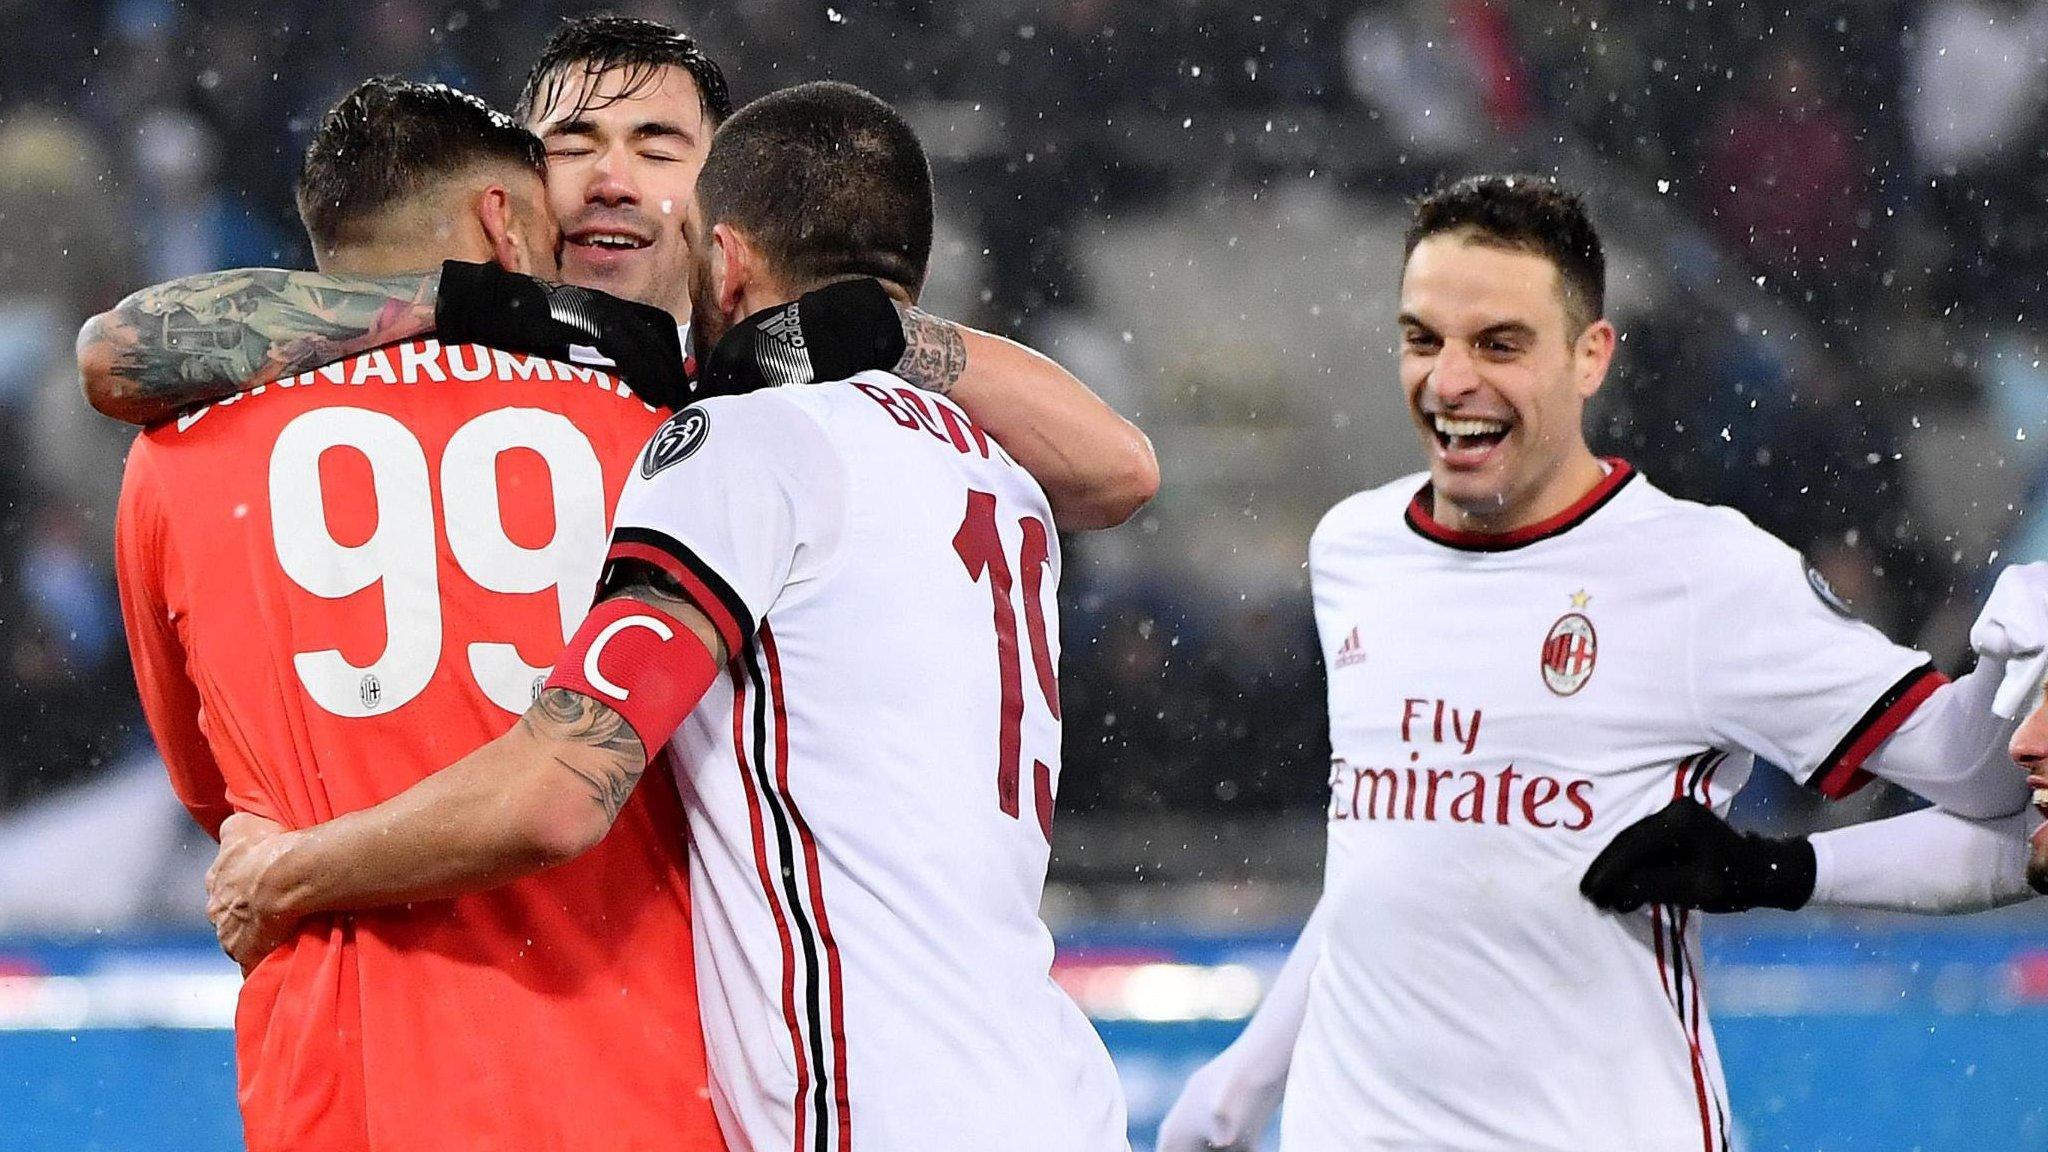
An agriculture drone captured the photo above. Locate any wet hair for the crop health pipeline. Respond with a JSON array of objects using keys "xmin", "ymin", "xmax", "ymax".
[
  {"xmin": 1405, "ymin": 174, "xmax": 1606, "ymax": 331},
  {"xmin": 296, "ymin": 77, "xmax": 544, "ymax": 252},
  {"xmin": 518, "ymin": 13, "xmax": 732, "ymax": 127},
  {"xmin": 696, "ymin": 81, "xmax": 933, "ymax": 292}
]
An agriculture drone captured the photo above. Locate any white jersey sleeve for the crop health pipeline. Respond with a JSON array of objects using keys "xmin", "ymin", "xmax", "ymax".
[
  {"xmin": 1683, "ymin": 512, "xmax": 1941, "ymax": 798},
  {"xmin": 1810, "ymin": 807, "xmax": 2037, "ymax": 913},
  {"xmin": 603, "ymin": 393, "xmax": 846, "ymax": 655}
]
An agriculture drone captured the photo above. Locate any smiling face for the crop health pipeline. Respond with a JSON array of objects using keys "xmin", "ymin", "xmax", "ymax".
[
  {"xmin": 527, "ymin": 63, "xmax": 712, "ymax": 321},
  {"xmin": 1398, "ymin": 231, "xmax": 1616, "ymax": 532}
]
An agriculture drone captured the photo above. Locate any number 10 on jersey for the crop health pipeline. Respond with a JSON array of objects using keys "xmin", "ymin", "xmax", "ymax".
[{"xmin": 953, "ymin": 489, "xmax": 1059, "ymax": 841}]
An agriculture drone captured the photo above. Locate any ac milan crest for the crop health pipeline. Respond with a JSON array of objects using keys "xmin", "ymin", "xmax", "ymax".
[{"xmin": 1540, "ymin": 603, "xmax": 1597, "ymax": 697}]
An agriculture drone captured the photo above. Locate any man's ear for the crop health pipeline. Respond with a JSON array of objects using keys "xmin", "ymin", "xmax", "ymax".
[
  {"xmin": 1575, "ymin": 317, "xmax": 1617, "ymax": 401},
  {"xmin": 476, "ymin": 185, "xmax": 528, "ymax": 274},
  {"xmin": 712, "ymin": 222, "xmax": 753, "ymax": 318}
]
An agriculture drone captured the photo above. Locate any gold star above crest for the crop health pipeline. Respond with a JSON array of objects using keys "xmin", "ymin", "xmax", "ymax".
[{"xmin": 1569, "ymin": 589, "xmax": 1592, "ymax": 609}]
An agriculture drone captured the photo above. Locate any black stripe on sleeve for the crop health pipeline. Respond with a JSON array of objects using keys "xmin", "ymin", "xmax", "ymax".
[
  {"xmin": 611, "ymin": 525, "xmax": 757, "ymax": 640},
  {"xmin": 1807, "ymin": 661, "xmax": 1943, "ymax": 795}
]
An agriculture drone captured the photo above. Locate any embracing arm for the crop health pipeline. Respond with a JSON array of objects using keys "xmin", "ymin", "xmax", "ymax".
[
  {"xmin": 206, "ymin": 570, "xmax": 724, "ymax": 960},
  {"xmin": 77, "ymin": 269, "xmax": 439, "ymax": 424},
  {"xmin": 1581, "ymin": 796, "xmax": 2037, "ymax": 915},
  {"xmin": 895, "ymin": 306, "xmax": 1159, "ymax": 530},
  {"xmin": 244, "ymin": 685, "xmax": 650, "ymax": 920},
  {"xmin": 1810, "ymin": 807, "xmax": 2036, "ymax": 913}
]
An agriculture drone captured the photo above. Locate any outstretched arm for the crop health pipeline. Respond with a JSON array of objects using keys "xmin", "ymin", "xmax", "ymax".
[
  {"xmin": 78, "ymin": 269, "xmax": 439, "ymax": 424},
  {"xmin": 1810, "ymin": 807, "xmax": 2035, "ymax": 913},
  {"xmin": 896, "ymin": 306, "xmax": 1159, "ymax": 531},
  {"xmin": 1583, "ymin": 798, "xmax": 2038, "ymax": 916},
  {"xmin": 1154, "ymin": 900, "xmax": 1325, "ymax": 1151}
]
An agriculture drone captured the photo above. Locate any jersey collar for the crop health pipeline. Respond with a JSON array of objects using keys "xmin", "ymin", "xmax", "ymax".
[{"xmin": 1404, "ymin": 458, "xmax": 1638, "ymax": 552}]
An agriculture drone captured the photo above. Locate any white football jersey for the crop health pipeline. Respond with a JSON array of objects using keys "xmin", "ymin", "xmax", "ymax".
[
  {"xmin": 604, "ymin": 373, "xmax": 1129, "ymax": 1152},
  {"xmin": 1284, "ymin": 461, "xmax": 1941, "ymax": 1152}
]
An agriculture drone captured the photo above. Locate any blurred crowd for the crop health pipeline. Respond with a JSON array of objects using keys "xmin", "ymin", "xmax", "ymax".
[{"xmin": 6, "ymin": 0, "xmax": 2048, "ymax": 842}]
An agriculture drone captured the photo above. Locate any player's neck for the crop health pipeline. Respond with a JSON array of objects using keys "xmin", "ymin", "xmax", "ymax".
[
  {"xmin": 318, "ymin": 245, "xmax": 449, "ymax": 279},
  {"xmin": 734, "ymin": 279, "xmax": 800, "ymax": 322},
  {"xmin": 1431, "ymin": 450, "xmax": 1609, "ymax": 536}
]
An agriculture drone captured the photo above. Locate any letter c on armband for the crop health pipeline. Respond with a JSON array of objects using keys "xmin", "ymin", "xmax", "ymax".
[
  {"xmin": 584, "ymin": 614, "xmax": 676, "ymax": 701},
  {"xmin": 545, "ymin": 597, "xmax": 719, "ymax": 758}
]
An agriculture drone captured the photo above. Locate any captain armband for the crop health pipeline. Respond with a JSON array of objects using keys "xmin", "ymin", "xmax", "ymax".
[{"xmin": 543, "ymin": 596, "xmax": 720, "ymax": 759}]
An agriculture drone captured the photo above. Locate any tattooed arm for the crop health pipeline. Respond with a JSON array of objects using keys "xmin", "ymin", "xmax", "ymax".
[
  {"xmin": 78, "ymin": 268, "xmax": 439, "ymax": 425},
  {"xmin": 205, "ymin": 572, "xmax": 723, "ymax": 964},
  {"xmin": 895, "ymin": 306, "xmax": 1159, "ymax": 530}
]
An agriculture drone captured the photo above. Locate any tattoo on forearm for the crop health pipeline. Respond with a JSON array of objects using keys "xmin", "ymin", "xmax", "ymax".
[
  {"xmin": 524, "ymin": 687, "xmax": 646, "ymax": 824},
  {"xmin": 896, "ymin": 305, "xmax": 969, "ymax": 396},
  {"xmin": 91, "ymin": 269, "xmax": 439, "ymax": 412}
]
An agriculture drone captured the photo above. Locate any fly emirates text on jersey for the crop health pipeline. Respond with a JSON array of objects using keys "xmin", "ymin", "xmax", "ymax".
[{"xmin": 1326, "ymin": 696, "xmax": 1596, "ymax": 830}]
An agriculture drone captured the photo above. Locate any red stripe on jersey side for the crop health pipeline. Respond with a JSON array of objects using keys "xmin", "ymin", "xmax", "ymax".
[
  {"xmin": 1651, "ymin": 903, "xmax": 1672, "ymax": 1003},
  {"xmin": 738, "ymin": 639, "xmax": 833, "ymax": 1152},
  {"xmin": 1811, "ymin": 664, "xmax": 1946, "ymax": 799},
  {"xmin": 1675, "ymin": 909, "xmax": 1717, "ymax": 1152},
  {"xmin": 1697, "ymin": 753, "xmax": 1726, "ymax": 809},
  {"xmin": 1653, "ymin": 902, "xmax": 1715, "ymax": 1152},
  {"xmin": 1654, "ymin": 903, "xmax": 1713, "ymax": 1149},
  {"xmin": 1670, "ymin": 753, "xmax": 1696, "ymax": 801},
  {"xmin": 1684, "ymin": 757, "xmax": 1732, "ymax": 1149},
  {"xmin": 1655, "ymin": 756, "xmax": 1696, "ymax": 1017},
  {"xmin": 732, "ymin": 662, "xmax": 812, "ymax": 1152},
  {"xmin": 761, "ymin": 623, "xmax": 853, "ymax": 1152},
  {"xmin": 1405, "ymin": 458, "xmax": 1637, "ymax": 552},
  {"xmin": 1679, "ymin": 906, "xmax": 1712, "ymax": 1147},
  {"xmin": 1662, "ymin": 755, "xmax": 1725, "ymax": 1151}
]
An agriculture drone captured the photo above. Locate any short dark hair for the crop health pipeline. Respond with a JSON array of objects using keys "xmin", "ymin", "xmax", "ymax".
[
  {"xmin": 518, "ymin": 14, "xmax": 732, "ymax": 127},
  {"xmin": 297, "ymin": 77, "xmax": 544, "ymax": 252},
  {"xmin": 1405, "ymin": 174, "xmax": 1606, "ymax": 330},
  {"xmin": 696, "ymin": 81, "xmax": 934, "ymax": 292}
]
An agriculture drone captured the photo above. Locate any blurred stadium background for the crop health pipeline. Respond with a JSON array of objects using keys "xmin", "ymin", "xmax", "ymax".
[{"xmin": 5, "ymin": 0, "xmax": 2048, "ymax": 1148}]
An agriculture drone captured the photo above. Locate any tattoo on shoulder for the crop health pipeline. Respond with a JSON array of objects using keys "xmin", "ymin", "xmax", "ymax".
[
  {"xmin": 896, "ymin": 305, "xmax": 968, "ymax": 396},
  {"xmin": 524, "ymin": 687, "xmax": 646, "ymax": 824},
  {"xmin": 95, "ymin": 269, "xmax": 438, "ymax": 411}
]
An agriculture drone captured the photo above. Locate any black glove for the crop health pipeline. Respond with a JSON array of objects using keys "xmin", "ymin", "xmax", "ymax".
[
  {"xmin": 695, "ymin": 278, "xmax": 908, "ymax": 399},
  {"xmin": 433, "ymin": 260, "xmax": 689, "ymax": 408},
  {"xmin": 1580, "ymin": 798, "xmax": 1815, "ymax": 914}
]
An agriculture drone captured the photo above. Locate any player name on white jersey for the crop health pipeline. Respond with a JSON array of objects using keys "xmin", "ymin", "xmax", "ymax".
[{"xmin": 606, "ymin": 372, "xmax": 1129, "ymax": 1152}]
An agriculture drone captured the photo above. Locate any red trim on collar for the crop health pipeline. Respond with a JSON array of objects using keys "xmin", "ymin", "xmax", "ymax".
[{"xmin": 1405, "ymin": 458, "xmax": 1638, "ymax": 552}]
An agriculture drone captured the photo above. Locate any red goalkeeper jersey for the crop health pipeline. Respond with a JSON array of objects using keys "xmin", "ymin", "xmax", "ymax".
[{"xmin": 114, "ymin": 340, "xmax": 723, "ymax": 1152}]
